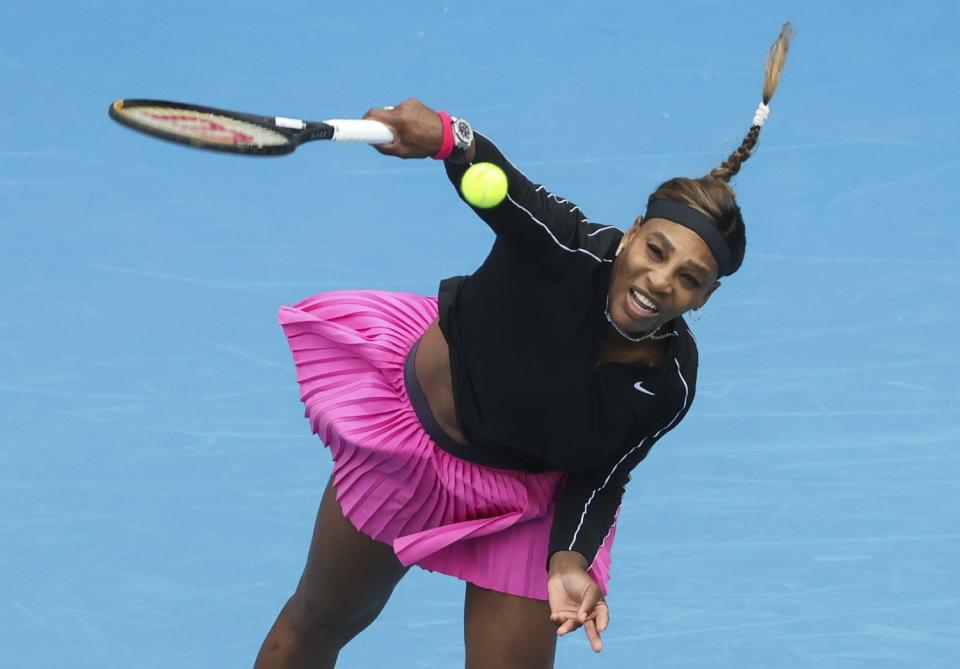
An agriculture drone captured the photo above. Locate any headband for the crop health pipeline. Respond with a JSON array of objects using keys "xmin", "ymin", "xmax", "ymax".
[{"xmin": 644, "ymin": 199, "xmax": 735, "ymax": 277}]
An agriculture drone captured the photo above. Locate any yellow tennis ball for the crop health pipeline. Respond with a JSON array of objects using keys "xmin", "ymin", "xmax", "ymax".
[{"xmin": 460, "ymin": 162, "xmax": 508, "ymax": 209}]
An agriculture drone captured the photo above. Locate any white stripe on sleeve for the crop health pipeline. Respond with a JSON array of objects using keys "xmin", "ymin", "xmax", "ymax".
[{"xmin": 569, "ymin": 356, "xmax": 691, "ymax": 561}]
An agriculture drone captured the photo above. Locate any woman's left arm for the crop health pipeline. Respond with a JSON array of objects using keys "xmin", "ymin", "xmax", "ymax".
[
  {"xmin": 547, "ymin": 549, "xmax": 609, "ymax": 652},
  {"xmin": 545, "ymin": 376, "xmax": 696, "ymax": 649},
  {"xmin": 547, "ymin": 442, "xmax": 653, "ymax": 573},
  {"xmin": 544, "ymin": 447, "xmax": 646, "ymax": 653}
]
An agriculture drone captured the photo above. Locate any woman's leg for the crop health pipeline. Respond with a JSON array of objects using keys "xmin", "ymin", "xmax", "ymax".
[
  {"xmin": 254, "ymin": 475, "xmax": 410, "ymax": 669},
  {"xmin": 463, "ymin": 583, "xmax": 558, "ymax": 669}
]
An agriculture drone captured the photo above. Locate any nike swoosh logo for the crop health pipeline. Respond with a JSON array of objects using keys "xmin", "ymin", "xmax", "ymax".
[{"xmin": 633, "ymin": 381, "xmax": 655, "ymax": 396}]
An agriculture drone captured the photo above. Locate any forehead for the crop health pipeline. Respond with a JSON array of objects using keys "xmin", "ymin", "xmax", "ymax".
[{"xmin": 642, "ymin": 217, "xmax": 719, "ymax": 275}]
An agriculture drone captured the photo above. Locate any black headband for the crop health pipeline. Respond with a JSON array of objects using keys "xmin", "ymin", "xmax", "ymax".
[{"xmin": 644, "ymin": 199, "xmax": 735, "ymax": 277}]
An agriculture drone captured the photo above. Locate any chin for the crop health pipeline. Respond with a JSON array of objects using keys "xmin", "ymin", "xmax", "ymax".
[
  {"xmin": 615, "ymin": 294, "xmax": 664, "ymax": 332},
  {"xmin": 613, "ymin": 306, "xmax": 662, "ymax": 335}
]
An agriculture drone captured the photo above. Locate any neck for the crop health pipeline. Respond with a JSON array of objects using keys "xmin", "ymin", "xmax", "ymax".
[
  {"xmin": 599, "ymin": 327, "xmax": 670, "ymax": 366},
  {"xmin": 608, "ymin": 316, "xmax": 662, "ymax": 343}
]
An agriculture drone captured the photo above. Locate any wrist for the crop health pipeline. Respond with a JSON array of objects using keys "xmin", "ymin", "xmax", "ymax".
[
  {"xmin": 431, "ymin": 111, "xmax": 455, "ymax": 160},
  {"xmin": 432, "ymin": 113, "xmax": 474, "ymax": 162},
  {"xmin": 548, "ymin": 550, "xmax": 589, "ymax": 576},
  {"xmin": 446, "ymin": 138, "xmax": 476, "ymax": 165}
]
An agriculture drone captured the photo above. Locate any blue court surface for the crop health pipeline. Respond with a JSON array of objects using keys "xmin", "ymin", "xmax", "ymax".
[{"xmin": 2, "ymin": 1, "xmax": 958, "ymax": 667}]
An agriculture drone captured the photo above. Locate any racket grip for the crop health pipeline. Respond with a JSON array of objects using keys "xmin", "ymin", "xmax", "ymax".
[{"xmin": 325, "ymin": 119, "xmax": 394, "ymax": 144}]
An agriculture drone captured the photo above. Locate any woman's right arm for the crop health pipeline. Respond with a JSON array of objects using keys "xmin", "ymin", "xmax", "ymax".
[
  {"xmin": 363, "ymin": 99, "xmax": 615, "ymax": 267},
  {"xmin": 362, "ymin": 98, "xmax": 462, "ymax": 160}
]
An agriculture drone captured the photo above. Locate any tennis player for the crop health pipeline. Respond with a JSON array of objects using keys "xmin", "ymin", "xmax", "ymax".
[{"xmin": 254, "ymin": 24, "xmax": 792, "ymax": 669}]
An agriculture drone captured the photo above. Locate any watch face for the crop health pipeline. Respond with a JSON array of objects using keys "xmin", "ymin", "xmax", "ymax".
[{"xmin": 453, "ymin": 119, "xmax": 473, "ymax": 144}]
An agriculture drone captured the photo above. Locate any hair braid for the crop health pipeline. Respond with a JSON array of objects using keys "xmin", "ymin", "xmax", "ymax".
[
  {"xmin": 709, "ymin": 125, "xmax": 762, "ymax": 182},
  {"xmin": 644, "ymin": 22, "xmax": 794, "ymax": 277},
  {"xmin": 709, "ymin": 22, "xmax": 794, "ymax": 183}
]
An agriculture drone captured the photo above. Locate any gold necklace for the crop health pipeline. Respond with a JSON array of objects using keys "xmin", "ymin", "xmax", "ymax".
[{"xmin": 604, "ymin": 295, "xmax": 678, "ymax": 343}]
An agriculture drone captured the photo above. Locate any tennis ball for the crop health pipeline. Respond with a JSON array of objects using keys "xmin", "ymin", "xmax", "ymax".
[{"xmin": 460, "ymin": 162, "xmax": 508, "ymax": 209}]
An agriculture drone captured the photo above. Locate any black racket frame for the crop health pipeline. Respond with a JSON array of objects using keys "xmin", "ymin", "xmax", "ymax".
[{"xmin": 109, "ymin": 99, "xmax": 335, "ymax": 156}]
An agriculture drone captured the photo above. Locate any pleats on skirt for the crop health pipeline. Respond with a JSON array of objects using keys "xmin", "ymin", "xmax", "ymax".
[{"xmin": 278, "ymin": 290, "xmax": 613, "ymax": 600}]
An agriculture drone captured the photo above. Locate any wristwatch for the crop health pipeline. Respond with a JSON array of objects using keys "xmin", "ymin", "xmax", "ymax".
[{"xmin": 448, "ymin": 116, "xmax": 474, "ymax": 162}]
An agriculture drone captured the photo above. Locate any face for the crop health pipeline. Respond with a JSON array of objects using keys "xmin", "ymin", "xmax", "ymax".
[{"xmin": 607, "ymin": 217, "xmax": 721, "ymax": 335}]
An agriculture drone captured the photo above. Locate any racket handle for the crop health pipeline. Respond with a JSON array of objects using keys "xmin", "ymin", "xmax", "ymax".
[{"xmin": 324, "ymin": 119, "xmax": 394, "ymax": 144}]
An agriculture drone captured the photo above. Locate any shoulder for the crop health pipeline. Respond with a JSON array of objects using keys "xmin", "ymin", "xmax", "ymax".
[
  {"xmin": 636, "ymin": 319, "xmax": 699, "ymax": 419},
  {"xmin": 516, "ymin": 182, "xmax": 623, "ymax": 267},
  {"xmin": 665, "ymin": 318, "xmax": 698, "ymax": 413},
  {"xmin": 578, "ymin": 220, "xmax": 623, "ymax": 263},
  {"xmin": 672, "ymin": 317, "xmax": 699, "ymax": 374}
]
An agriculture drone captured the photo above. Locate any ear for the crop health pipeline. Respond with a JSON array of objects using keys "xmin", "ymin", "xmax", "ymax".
[
  {"xmin": 621, "ymin": 216, "xmax": 644, "ymax": 247},
  {"xmin": 695, "ymin": 280, "xmax": 721, "ymax": 309}
]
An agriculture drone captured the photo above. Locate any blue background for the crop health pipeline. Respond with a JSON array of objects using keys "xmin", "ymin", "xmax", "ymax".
[{"xmin": 2, "ymin": 1, "xmax": 958, "ymax": 667}]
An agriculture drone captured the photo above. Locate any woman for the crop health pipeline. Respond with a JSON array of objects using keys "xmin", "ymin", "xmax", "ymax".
[{"xmin": 255, "ymin": 24, "xmax": 792, "ymax": 669}]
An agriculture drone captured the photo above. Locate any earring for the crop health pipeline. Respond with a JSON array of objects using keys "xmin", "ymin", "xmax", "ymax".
[
  {"xmin": 615, "ymin": 243, "xmax": 624, "ymax": 257},
  {"xmin": 691, "ymin": 308, "xmax": 703, "ymax": 321}
]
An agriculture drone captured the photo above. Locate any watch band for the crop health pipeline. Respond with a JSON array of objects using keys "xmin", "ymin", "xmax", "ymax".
[{"xmin": 432, "ymin": 111, "xmax": 455, "ymax": 160}]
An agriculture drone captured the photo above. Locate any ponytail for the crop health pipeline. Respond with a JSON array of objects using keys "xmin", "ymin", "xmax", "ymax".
[
  {"xmin": 709, "ymin": 22, "xmax": 794, "ymax": 183},
  {"xmin": 645, "ymin": 22, "xmax": 794, "ymax": 276}
]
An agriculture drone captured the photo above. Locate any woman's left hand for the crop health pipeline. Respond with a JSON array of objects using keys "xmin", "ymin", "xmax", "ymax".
[{"xmin": 547, "ymin": 563, "xmax": 609, "ymax": 652}]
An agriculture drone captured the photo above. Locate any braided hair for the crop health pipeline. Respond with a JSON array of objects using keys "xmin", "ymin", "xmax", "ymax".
[{"xmin": 647, "ymin": 22, "xmax": 794, "ymax": 276}]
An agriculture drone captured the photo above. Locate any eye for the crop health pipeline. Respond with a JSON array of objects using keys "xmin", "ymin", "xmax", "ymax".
[
  {"xmin": 647, "ymin": 244, "xmax": 662, "ymax": 260},
  {"xmin": 681, "ymin": 274, "xmax": 701, "ymax": 289}
]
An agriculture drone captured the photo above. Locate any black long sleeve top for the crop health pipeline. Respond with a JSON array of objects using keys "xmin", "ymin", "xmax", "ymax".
[{"xmin": 438, "ymin": 133, "xmax": 698, "ymax": 569}]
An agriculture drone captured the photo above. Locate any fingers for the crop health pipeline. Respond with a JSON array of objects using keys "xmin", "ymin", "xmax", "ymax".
[
  {"xmin": 402, "ymin": 101, "xmax": 444, "ymax": 157},
  {"xmin": 550, "ymin": 599, "xmax": 610, "ymax": 653},
  {"xmin": 583, "ymin": 618, "xmax": 603, "ymax": 652},
  {"xmin": 596, "ymin": 599, "xmax": 610, "ymax": 632},
  {"xmin": 362, "ymin": 105, "xmax": 401, "ymax": 155},
  {"xmin": 577, "ymin": 584, "xmax": 603, "ymax": 623},
  {"xmin": 554, "ymin": 617, "xmax": 579, "ymax": 636},
  {"xmin": 550, "ymin": 606, "xmax": 580, "ymax": 636},
  {"xmin": 362, "ymin": 105, "xmax": 401, "ymax": 156},
  {"xmin": 552, "ymin": 615, "xmax": 604, "ymax": 653},
  {"xmin": 551, "ymin": 601, "xmax": 609, "ymax": 653},
  {"xmin": 585, "ymin": 599, "xmax": 609, "ymax": 652},
  {"xmin": 547, "ymin": 573, "xmax": 610, "ymax": 650},
  {"xmin": 362, "ymin": 98, "xmax": 444, "ymax": 159}
]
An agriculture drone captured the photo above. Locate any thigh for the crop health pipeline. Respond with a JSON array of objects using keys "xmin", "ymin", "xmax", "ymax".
[
  {"xmin": 293, "ymin": 475, "xmax": 410, "ymax": 626},
  {"xmin": 463, "ymin": 583, "xmax": 557, "ymax": 669}
]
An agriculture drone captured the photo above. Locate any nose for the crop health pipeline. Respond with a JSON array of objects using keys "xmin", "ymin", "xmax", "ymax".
[{"xmin": 646, "ymin": 266, "xmax": 673, "ymax": 296}]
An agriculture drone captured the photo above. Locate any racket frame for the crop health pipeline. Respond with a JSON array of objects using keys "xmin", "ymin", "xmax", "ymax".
[{"xmin": 109, "ymin": 99, "xmax": 338, "ymax": 156}]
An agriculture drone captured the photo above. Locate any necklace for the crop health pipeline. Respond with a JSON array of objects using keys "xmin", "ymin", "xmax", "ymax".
[{"xmin": 604, "ymin": 295, "xmax": 678, "ymax": 343}]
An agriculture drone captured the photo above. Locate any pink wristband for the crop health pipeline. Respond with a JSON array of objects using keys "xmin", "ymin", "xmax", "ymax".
[{"xmin": 432, "ymin": 110, "xmax": 454, "ymax": 160}]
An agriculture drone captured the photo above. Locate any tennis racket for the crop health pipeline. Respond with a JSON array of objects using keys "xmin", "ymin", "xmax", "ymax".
[{"xmin": 108, "ymin": 99, "xmax": 394, "ymax": 156}]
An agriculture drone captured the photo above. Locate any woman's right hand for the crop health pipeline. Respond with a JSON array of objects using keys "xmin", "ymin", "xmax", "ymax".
[{"xmin": 362, "ymin": 98, "xmax": 444, "ymax": 159}]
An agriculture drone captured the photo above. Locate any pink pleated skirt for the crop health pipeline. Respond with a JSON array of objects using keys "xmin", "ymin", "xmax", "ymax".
[{"xmin": 277, "ymin": 290, "xmax": 614, "ymax": 600}]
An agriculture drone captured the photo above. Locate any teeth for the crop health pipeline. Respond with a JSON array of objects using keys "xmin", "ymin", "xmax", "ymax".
[{"xmin": 631, "ymin": 288, "xmax": 658, "ymax": 312}]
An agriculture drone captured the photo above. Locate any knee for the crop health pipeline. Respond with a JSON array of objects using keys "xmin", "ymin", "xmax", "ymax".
[{"xmin": 285, "ymin": 591, "xmax": 380, "ymax": 647}]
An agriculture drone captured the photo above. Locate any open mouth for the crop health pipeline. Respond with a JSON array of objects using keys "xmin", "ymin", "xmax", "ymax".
[{"xmin": 629, "ymin": 288, "xmax": 659, "ymax": 315}]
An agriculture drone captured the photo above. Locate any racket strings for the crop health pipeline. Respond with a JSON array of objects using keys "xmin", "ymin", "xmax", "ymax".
[{"xmin": 118, "ymin": 106, "xmax": 289, "ymax": 147}]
